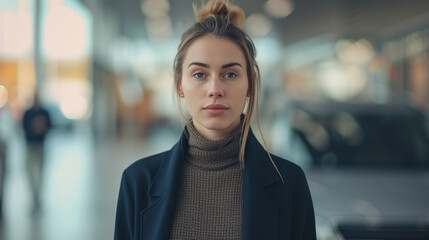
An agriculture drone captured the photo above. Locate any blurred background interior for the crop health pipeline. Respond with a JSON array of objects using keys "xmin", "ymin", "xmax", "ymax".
[{"xmin": 1, "ymin": 0, "xmax": 429, "ymax": 239}]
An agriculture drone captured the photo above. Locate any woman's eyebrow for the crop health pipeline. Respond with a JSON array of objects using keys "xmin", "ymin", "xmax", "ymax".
[
  {"xmin": 187, "ymin": 62, "xmax": 242, "ymax": 69},
  {"xmin": 188, "ymin": 62, "xmax": 209, "ymax": 68},
  {"xmin": 222, "ymin": 62, "xmax": 242, "ymax": 69}
]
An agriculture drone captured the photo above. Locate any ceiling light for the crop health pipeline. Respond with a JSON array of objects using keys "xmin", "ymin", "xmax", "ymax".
[
  {"xmin": 141, "ymin": 0, "xmax": 170, "ymax": 18},
  {"xmin": 264, "ymin": 0, "xmax": 294, "ymax": 19},
  {"xmin": 245, "ymin": 13, "xmax": 272, "ymax": 37}
]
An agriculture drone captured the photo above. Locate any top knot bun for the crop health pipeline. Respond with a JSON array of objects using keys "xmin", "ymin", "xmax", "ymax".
[{"xmin": 195, "ymin": 1, "xmax": 245, "ymax": 28}]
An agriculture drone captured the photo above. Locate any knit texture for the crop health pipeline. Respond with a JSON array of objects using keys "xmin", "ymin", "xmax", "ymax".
[{"xmin": 170, "ymin": 121, "xmax": 243, "ymax": 240}]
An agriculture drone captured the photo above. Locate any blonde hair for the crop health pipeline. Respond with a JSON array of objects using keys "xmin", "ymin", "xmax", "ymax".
[{"xmin": 173, "ymin": 0, "xmax": 283, "ymax": 181}]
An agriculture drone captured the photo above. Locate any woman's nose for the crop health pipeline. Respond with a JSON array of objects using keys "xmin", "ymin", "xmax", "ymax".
[{"xmin": 208, "ymin": 78, "xmax": 224, "ymax": 97}]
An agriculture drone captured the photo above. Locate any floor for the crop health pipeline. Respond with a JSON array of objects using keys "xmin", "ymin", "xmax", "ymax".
[{"xmin": 0, "ymin": 121, "xmax": 182, "ymax": 240}]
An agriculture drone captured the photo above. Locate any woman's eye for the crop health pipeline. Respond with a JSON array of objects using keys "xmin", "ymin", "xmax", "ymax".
[
  {"xmin": 193, "ymin": 72, "xmax": 206, "ymax": 79},
  {"xmin": 225, "ymin": 72, "xmax": 237, "ymax": 78}
]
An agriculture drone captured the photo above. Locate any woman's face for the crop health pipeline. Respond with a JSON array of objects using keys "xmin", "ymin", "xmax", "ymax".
[{"xmin": 179, "ymin": 35, "xmax": 249, "ymax": 140}]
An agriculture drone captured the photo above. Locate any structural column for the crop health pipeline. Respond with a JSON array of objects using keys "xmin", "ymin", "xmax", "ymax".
[{"xmin": 33, "ymin": 0, "xmax": 44, "ymax": 94}]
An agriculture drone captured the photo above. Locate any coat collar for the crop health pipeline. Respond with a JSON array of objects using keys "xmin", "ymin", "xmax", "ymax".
[
  {"xmin": 140, "ymin": 128, "xmax": 283, "ymax": 240},
  {"xmin": 139, "ymin": 134, "xmax": 186, "ymax": 240}
]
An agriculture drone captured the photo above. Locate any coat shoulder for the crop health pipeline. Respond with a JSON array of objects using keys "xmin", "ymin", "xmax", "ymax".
[
  {"xmin": 270, "ymin": 153, "xmax": 307, "ymax": 183},
  {"xmin": 122, "ymin": 150, "xmax": 169, "ymax": 187}
]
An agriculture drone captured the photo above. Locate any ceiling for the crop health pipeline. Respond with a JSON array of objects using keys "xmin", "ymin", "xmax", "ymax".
[{"xmin": 80, "ymin": 0, "xmax": 429, "ymax": 46}]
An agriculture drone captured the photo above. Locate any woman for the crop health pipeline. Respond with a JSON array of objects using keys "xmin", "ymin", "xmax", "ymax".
[{"xmin": 114, "ymin": 1, "xmax": 316, "ymax": 239}]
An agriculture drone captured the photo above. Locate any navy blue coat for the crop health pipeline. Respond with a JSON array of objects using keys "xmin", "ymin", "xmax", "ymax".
[{"xmin": 114, "ymin": 129, "xmax": 316, "ymax": 240}]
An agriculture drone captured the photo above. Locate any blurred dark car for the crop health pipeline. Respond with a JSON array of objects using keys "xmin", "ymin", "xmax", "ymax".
[{"xmin": 270, "ymin": 102, "xmax": 429, "ymax": 240}]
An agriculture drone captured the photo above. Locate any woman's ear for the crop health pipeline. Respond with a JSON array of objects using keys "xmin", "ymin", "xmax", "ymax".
[{"xmin": 177, "ymin": 83, "xmax": 184, "ymax": 98}]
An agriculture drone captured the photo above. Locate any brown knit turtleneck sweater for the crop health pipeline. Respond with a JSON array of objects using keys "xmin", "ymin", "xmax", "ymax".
[{"xmin": 170, "ymin": 121, "xmax": 243, "ymax": 240}]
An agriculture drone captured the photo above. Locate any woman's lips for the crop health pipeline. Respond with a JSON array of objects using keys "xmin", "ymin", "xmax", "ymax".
[{"xmin": 203, "ymin": 104, "xmax": 228, "ymax": 115}]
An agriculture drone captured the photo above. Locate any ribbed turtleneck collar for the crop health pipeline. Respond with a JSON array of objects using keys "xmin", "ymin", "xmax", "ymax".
[{"xmin": 185, "ymin": 120, "xmax": 243, "ymax": 170}]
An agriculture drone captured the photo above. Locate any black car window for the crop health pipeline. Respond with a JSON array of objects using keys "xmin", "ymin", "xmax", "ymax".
[{"xmin": 293, "ymin": 109, "xmax": 429, "ymax": 168}]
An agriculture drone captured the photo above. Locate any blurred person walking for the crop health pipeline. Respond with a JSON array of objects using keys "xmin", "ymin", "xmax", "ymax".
[{"xmin": 22, "ymin": 94, "xmax": 52, "ymax": 213}]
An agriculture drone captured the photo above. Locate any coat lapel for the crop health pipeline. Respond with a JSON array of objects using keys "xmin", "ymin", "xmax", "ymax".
[
  {"xmin": 139, "ymin": 133, "xmax": 187, "ymax": 240},
  {"xmin": 243, "ymin": 130, "xmax": 282, "ymax": 240}
]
